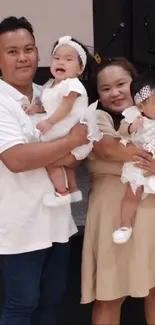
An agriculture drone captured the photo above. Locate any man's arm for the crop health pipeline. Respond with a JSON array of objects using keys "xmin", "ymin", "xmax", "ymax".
[
  {"xmin": 0, "ymin": 106, "xmax": 87, "ymax": 173},
  {"xmin": 52, "ymin": 153, "xmax": 82, "ymax": 168},
  {"xmin": 1, "ymin": 125, "xmax": 87, "ymax": 173}
]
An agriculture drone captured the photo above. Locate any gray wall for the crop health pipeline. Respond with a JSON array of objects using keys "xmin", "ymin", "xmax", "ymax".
[{"xmin": 0, "ymin": 0, "xmax": 94, "ymax": 67}]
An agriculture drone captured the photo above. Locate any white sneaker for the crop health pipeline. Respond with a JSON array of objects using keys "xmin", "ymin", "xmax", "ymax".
[
  {"xmin": 112, "ymin": 227, "xmax": 132, "ymax": 244},
  {"xmin": 71, "ymin": 190, "xmax": 83, "ymax": 203},
  {"xmin": 43, "ymin": 192, "xmax": 71, "ymax": 207}
]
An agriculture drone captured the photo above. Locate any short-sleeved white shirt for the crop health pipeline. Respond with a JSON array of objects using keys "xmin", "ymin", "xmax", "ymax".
[{"xmin": 0, "ymin": 79, "xmax": 77, "ymax": 254}]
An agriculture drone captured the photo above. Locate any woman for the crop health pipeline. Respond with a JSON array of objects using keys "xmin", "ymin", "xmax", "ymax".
[{"xmin": 81, "ymin": 57, "xmax": 155, "ymax": 325}]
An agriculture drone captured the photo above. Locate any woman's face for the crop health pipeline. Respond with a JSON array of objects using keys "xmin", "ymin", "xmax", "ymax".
[{"xmin": 97, "ymin": 65, "xmax": 133, "ymax": 113}]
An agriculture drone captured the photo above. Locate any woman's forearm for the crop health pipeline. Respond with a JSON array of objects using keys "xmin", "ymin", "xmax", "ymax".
[{"xmin": 93, "ymin": 136, "xmax": 138, "ymax": 162}]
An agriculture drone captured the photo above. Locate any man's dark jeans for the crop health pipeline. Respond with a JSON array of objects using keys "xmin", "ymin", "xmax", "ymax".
[{"xmin": 0, "ymin": 242, "xmax": 70, "ymax": 325}]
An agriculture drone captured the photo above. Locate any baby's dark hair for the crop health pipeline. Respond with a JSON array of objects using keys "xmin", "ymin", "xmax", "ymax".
[
  {"xmin": 131, "ymin": 71, "xmax": 155, "ymax": 103},
  {"xmin": 0, "ymin": 16, "xmax": 34, "ymax": 39},
  {"xmin": 52, "ymin": 37, "xmax": 94, "ymax": 103}
]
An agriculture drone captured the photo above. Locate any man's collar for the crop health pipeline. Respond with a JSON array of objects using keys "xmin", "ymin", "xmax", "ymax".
[{"xmin": 0, "ymin": 79, "xmax": 42, "ymax": 102}]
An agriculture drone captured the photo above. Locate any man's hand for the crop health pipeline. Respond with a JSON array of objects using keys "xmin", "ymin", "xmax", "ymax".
[{"xmin": 69, "ymin": 123, "xmax": 88, "ymax": 147}]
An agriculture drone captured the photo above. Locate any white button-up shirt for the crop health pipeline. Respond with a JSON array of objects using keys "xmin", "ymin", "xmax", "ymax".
[{"xmin": 0, "ymin": 79, "xmax": 77, "ymax": 254}]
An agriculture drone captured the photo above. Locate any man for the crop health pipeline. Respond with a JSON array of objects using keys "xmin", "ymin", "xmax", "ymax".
[{"xmin": 0, "ymin": 16, "xmax": 87, "ymax": 325}]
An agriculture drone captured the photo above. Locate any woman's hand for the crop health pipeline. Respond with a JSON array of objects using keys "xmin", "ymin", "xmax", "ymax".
[
  {"xmin": 133, "ymin": 153, "xmax": 155, "ymax": 176},
  {"xmin": 93, "ymin": 137, "xmax": 151, "ymax": 163},
  {"xmin": 123, "ymin": 143, "xmax": 151, "ymax": 162}
]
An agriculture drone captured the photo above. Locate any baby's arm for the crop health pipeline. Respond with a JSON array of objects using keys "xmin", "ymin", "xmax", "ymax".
[
  {"xmin": 119, "ymin": 116, "xmax": 143, "ymax": 136},
  {"xmin": 36, "ymin": 91, "xmax": 79, "ymax": 134},
  {"xmin": 23, "ymin": 102, "xmax": 44, "ymax": 115}
]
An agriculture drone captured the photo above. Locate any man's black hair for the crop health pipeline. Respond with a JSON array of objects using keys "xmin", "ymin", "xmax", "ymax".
[{"xmin": 0, "ymin": 16, "xmax": 34, "ymax": 39}]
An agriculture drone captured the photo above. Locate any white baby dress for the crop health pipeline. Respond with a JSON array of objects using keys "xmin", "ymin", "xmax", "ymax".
[
  {"xmin": 120, "ymin": 105, "xmax": 155, "ymax": 194},
  {"xmin": 40, "ymin": 77, "xmax": 103, "ymax": 160}
]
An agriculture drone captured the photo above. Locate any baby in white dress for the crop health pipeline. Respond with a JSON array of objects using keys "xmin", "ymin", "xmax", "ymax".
[
  {"xmin": 25, "ymin": 36, "xmax": 102, "ymax": 207},
  {"xmin": 112, "ymin": 72, "xmax": 155, "ymax": 244}
]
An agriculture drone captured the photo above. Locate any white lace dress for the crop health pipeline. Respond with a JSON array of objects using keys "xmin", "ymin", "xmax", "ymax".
[
  {"xmin": 120, "ymin": 106, "xmax": 155, "ymax": 194},
  {"xmin": 40, "ymin": 78, "xmax": 102, "ymax": 160}
]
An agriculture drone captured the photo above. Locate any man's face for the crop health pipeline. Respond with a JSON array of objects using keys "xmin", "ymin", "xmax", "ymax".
[{"xmin": 0, "ymin": 28, "xmax": 39, "ymax": 87}]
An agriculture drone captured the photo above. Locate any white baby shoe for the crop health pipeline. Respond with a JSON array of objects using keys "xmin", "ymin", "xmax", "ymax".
[
  {"xmin": 43, "ymin": 192, "xmax": 71, "ymax": 207},
  {"xmin": 112, "ymin": 227, "xmax": 132, "ymax": 244},
  {"xmin": 71, "ymin": 190, "xmax": 83, "ymax": 203}
]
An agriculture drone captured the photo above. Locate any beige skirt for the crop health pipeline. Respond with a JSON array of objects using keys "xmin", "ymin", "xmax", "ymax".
[{"xmin": 81, "ymin": 173, "xmax": 155, "ymax": 303}]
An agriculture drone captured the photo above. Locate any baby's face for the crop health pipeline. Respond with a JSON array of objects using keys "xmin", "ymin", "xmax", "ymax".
[
  {"xmin": 50, "ymin": 45, "xmax": 83, "ymax": 82},
  {"xmin": 142, "ymin": 92, "xmax": 155, "ymax": 119}
]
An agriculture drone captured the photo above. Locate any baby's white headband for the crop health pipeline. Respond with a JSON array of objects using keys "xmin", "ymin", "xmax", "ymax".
[
  {"xmin": 134, "ymin": 85, "xmax": 155, "ymax": 104},
  {"xmin": 52, "ymin": 35, "xmax": 87, "ymax": 69}
]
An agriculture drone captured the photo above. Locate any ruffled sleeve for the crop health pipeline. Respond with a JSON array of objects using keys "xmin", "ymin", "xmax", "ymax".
[
  {"xmin": 87, "ymin": 109, "xmax": 123, "ymax": 176},
  {"xmin": 88, "ymin": 110, "xmax": 118, "ymax": 161},
  {"xmin": 122, "ymin": 106, "xmax": 141, "ymax": 123},
  {"xmin": 60, "ymin": 78, "xmax": 86, "ymax": 97}
]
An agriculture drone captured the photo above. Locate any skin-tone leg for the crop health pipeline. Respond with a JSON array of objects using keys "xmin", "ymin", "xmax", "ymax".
[
  {"xmin": 47, "ymin": 165, "xmax": 68, "ymax": 194},
  {"xmin": 120, "ymin": 184, "xmax": 143, "ymax": 228},
  {"xmin": 145, "ymin": 288, "xmax": 155, "ymax": 325},
  {"xmin": 92, "ymin": 298, "xmax": 125, "ymax": 325},
  {"xmin": 65, "ymin": 167, "xmax": 79, "ymax": 193}
]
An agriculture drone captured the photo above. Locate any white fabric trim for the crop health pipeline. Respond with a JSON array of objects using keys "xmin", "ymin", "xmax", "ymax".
[{"xmin": 134, "ymin": 85, "xmax": 154, "ymax": 104}]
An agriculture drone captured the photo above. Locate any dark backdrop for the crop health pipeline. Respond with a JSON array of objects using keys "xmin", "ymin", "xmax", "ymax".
[
  {"xmin": 34, "ymin": 0, "xmax": 155, "ymax": 86},
  {"xmin": 93, "ymin": 0, "xmax": 155, "ymax": 72}
]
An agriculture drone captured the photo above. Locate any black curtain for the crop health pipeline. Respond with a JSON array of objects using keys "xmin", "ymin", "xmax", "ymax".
[
  {"xmin": 93, "ymin": 0, "xmax": 155, "ymax": 72},
  {"xmin": 132, "ymin": 0, "xmax": 155, "ymax": 68}
]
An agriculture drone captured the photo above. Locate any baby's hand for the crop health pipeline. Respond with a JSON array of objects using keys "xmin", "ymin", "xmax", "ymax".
[
  {"xmin": 129, "ymin": 116, "xmax": 143, "ymax": 134},
  {"xmin": 23, "ymin": 103, "xmax": 44, "ymax": 115},
  {"xmin": 36, "ymin": 119, "xmax": 52, "ymax": 134}
]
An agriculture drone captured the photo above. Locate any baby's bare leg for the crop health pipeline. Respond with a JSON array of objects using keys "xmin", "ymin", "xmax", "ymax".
[
  {"xmin": 47, "ymin": 164, "xmax": 68, "ymax": 194},
  {"xmin": 112, "ymin": 184, "xmax": 143, "ymax": 243},
  {"xmin": 120, "ymin": 183, "xmax": 143, "ymax": 228},
  {"xmin": 65, "ymin": 168, "xmax": 79, "ymax": 193},
  {"xmin": 65, "ymin": 167, "xmax": 82, "ymax": 202}
]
